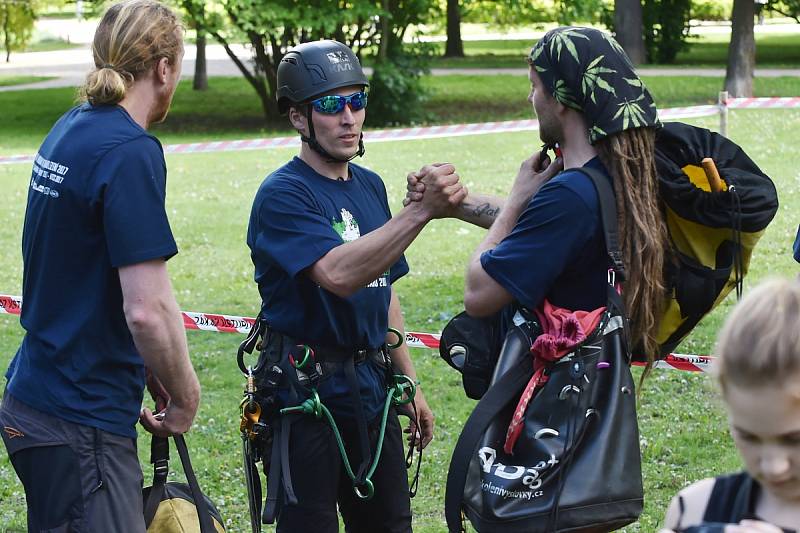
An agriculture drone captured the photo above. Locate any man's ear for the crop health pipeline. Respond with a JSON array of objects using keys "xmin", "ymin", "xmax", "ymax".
[
  {"xmin": 155, "ymin": 57, "xmax": 170, "ymax": 84},
  {"xmin": 289, "ymin": 106, "xmax": 308, "ymax": 136}
]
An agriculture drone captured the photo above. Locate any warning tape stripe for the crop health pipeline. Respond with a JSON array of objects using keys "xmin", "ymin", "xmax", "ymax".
[
  {"xmin": 1, "ymin": 293, "xmax": 712, "ymax": 372},
  {"xmin": 2, "ymin": 99, "xmax": 797, "ymax": 166}
]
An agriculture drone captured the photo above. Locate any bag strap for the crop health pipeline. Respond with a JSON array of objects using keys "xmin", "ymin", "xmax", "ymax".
[
  {"xmin": 573, "ymin": 166, "xmax": 626, "ymax": 281},
  {"xmin": 144, "ymin": 434, "xmax": 217, "ymax": 533},
  {"xmin": 175, "ymin": 434, "xmax": 217, "ymax": 533},
  {"xmin": 144, "ymin": 435, "xmax": 170, "ymax": 526},
  {"xmin": 444, "ymin": 356, "xmax": 533, "ymax": 532}
]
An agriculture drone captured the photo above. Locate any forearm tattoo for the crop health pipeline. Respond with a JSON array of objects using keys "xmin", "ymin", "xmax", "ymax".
[{"xmin": 471, "ymin": 202, "xmax": 500, "ymax": 219}]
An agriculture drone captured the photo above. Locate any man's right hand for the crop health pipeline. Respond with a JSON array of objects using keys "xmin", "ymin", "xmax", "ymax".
[
  {"xmin": 403, "ymin": 163, "xmax": 467, "ymax": 219},
  {"xmin": 140, "ymin": 400, "xmax": 197, "ymax": 437}
]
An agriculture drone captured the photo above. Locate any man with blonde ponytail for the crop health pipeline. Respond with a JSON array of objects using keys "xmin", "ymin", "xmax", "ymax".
[
  {"xmin": 407, "ymin": 27, "xmax": 667, "ymax": 366},
  {"xmin": 0, "ymin": 1, "xmax": 200, "ymax": 531}
]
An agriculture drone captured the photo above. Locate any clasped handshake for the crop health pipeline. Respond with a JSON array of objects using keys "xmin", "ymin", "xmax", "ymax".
[
  {"xmin": 401, "ymin": 163, "xmax": 467, "ymax": 220},
  {"xmin": 401, "ymin": 151, "xmax": 564, "ymax": 221}
]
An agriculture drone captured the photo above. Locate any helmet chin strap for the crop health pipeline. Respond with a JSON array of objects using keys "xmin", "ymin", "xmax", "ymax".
[{"xmin": 301, "ymin": 104, "xmax": 365, "ymax": 164}]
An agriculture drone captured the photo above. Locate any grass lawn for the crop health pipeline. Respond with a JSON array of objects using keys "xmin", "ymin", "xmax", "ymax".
[
  {"xmin": 1, "ymin": 75, "xmax": 799, "ymax": 155},
  {"xmin": 427, "ymin": 31, "xmax": 800, "ymax": 68},
  {"xmin": 1, "ymin": 108, "xmax": 799, "ymax": 531},
  {"xmin": 0, "ymin": 75, "xmax": 54, "ymax": 87},
  {"xmin": 0, "ymin": 39, "xmax": 82, "ymax": 57}
]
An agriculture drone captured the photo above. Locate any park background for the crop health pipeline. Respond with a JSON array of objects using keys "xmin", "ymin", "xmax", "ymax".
[{"xmin": 1, "ymin": 0, "xmax": 800, "ymax": 531}]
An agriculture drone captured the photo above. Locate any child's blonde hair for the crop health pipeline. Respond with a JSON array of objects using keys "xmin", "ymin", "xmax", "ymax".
[{"xmin": 716, "ymin": 277, "xmax": 800, "ymax": 392}]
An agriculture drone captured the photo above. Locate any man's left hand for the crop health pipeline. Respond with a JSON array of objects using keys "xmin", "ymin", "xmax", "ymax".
[{"xmin": 401, "ymin": 387, "xmax": 435, "ymax": 451}]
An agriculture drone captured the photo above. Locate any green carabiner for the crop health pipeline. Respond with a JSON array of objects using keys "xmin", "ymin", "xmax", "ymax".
[
  {"xmin": 386, "ymin": 327, "xmax": 403, "ymax": 350},
  {"xmin": 291, "ymin": 345, "xmax": 313, "ymax": 369},
  {"xmin": 390, "ymin": 374, "xmax": 416, "ymax": 405},
  {"xmin": 354, "ymin": 479, "xmax": 375, "ymax": 500}
]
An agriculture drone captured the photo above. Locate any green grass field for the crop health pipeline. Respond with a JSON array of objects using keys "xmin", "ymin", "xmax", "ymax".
[
  {"xmin": 0, "ymin": 75, "xmax": 55, "ymax": 88},
  {"xmin": 0, "ymin": 106, "xmax": 799, "ymax": 531},
  {"xmin": 429, "ymin": 32, "xmax": 800, "ymax": 68},
  {"xmin": 1, "ymin": 75, "xmax": 799, "ymax": 155}
]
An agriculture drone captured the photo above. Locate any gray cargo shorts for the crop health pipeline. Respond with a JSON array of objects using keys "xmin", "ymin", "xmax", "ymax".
[{"xmin": 0, "ymin": 392, "xmax": 146, "ymax": 533}]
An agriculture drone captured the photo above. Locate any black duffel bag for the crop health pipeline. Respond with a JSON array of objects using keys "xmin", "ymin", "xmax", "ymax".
[{"xmin": 444, "ymin": 169, "xmax": 643, "ymax": 532}]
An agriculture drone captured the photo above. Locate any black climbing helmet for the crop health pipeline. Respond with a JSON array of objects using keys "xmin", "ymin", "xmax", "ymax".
[{"xmin": 277, "ymin": 40, "xmax": 370, "ymax": 114}]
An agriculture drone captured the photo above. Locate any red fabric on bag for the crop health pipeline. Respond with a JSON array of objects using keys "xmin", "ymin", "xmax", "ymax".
[{"xmin": 503, "ymin": 300, "xmax": 606, "ymax": 454}]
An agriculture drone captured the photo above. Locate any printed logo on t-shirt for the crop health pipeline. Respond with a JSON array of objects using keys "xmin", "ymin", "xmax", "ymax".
[
  {"xmin": 331, "ymin": 208, "xmax": 389, "ymax": 289},
  {"xmin": 332, "ymin": 208, "xmax": 361, "ymax": 242},
  {"xmin": 30, "ymin": 153, "xmax": 69, "ymax": 199}
]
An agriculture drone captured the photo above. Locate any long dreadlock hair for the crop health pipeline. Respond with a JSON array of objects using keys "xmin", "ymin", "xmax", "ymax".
[{"xmin": 595, "ymin": 126, "xmax": 669, "ymax": 375}]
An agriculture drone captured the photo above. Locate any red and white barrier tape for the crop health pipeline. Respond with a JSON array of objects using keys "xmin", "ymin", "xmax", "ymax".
[
  {"xmin": 1, "ymin": 293, "xmax": 712, "ymax": 372},
  {"xmin": 726, "ymin": 96, "xmax": 800, "ymax": 109},
  {"xmin": 2, "ymin": 98, "xmax": 796, "ymax": 166}
]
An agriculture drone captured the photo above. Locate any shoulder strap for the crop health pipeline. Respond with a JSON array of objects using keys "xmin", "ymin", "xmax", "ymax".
[
  {"xmin": 444, "ymin": 356, "xmax": 533, "ymax": 532},
  {"xmin": 174, "ymin": 434, "xmax": 218, "ymax": 533},
  {"xmin": 573, "ymin": 166, "xmax": 626, "ymax": 281},
  {"xmin": 701, "ymin": 471, "xmax": 754, "ymax": 524}
]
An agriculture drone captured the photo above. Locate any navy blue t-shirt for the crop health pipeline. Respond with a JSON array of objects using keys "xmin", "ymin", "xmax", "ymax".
[
  {"xmin": 5, "ymin": 104, "xmax": 178, "ymax": 438},
  {"xmin": 481, "ymin": 157, "xmax": 610, "ymax": 313},
  {"xmin": 793, "ymin": 225, "xmax": 800, "ymax": 263},
  {"xmin": 247, "ymin": 157, "xmax": 409, "ymax": 418}
]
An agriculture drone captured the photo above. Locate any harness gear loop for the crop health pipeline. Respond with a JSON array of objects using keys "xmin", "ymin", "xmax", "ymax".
[{"xmin": 386, "ymin": 327, "xmax": 404, "ymax": 350}]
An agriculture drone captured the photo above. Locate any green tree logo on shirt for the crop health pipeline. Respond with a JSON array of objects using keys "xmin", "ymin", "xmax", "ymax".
[{"xmin": 332, "ymin": 208, "xmax": 361, "ymax": 242}]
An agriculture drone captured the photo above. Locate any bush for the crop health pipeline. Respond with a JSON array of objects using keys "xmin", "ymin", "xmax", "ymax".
[
  {"xmin": 366, "ymin": 43, "xmax": 435, "ymax": 127},
  {"xmin": 691, "ymin": 0, "xmax": 733, "ymax": 21},
  {"xmin": 644, "ymin": 0, "xmax": 692, "ymax": 63}
]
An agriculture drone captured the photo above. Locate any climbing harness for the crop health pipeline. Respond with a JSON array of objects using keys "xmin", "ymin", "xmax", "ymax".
[{"xmin": 236, "ymin": 320, "xmax": 423, "ymax": 532}]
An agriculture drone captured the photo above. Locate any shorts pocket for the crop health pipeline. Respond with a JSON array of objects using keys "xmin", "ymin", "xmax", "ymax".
[{"xmin": 10, "ymin": 444, "xmax": 84, "ymax": 530}]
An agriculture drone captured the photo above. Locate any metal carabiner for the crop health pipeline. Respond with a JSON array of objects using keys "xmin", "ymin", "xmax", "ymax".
[
  {"xmin": 386, "ymin": 327, "xmax": 404, "ymax": 350},
  {"xmin": 354, "ymin": 479, "xmax": 375, "ymax": 500},
  {"xmin": 289, "ymin": 345, "xmax": 314, "ymax": 370}
]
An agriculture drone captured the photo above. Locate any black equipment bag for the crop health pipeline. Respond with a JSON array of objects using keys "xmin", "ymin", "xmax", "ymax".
[
  {"xmin": 143, "ymin": 434, "xmax": 225, "ymax": 533},
  {"xmin": 444, "ymin": 168, "xmax": 643, "ymax": 532},
  {"xmin": 439, "ymin": 309, "xmax": 505, "ymax": 400}
]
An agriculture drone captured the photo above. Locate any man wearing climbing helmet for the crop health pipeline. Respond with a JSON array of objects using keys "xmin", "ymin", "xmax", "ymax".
[
  {"xmin": 246, "ymin": 39, "xmax": 465, "ymax": 532},
  {"xmin": 408, "ymin": 27, "xmax": 668, "ymax": 367}
]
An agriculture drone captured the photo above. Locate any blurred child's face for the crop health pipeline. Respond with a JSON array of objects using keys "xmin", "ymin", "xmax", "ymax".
[{"xmin": 726, "ymin": 382, "xmax": 800, "ymax": 502}]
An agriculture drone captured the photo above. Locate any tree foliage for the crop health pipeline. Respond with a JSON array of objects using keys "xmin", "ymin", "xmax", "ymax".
[
  {"xmin": 643, "ymin": 0, "xmax": 691, "ymax": 63},
  {"xmin": 181, "ymin": 0, "xmax": 435, "ymax": 124},
  {"xmin": 766, "ymin": 0, "xmax": 800, "ymax": 21},
  {"xmin": 0, "ymin": 0, "xmax": 36, "ymax": 62}
]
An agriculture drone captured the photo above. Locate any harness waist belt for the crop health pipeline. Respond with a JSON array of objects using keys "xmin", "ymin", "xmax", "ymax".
[{"xmin": 311, "ymin": 346, "xmax": 384, "ymax": 365}]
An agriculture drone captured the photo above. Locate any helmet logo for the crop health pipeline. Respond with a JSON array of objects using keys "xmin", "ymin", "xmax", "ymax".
[{"xmin": 326, "ymin": 51, "xmax": 354, "ymax": 73}]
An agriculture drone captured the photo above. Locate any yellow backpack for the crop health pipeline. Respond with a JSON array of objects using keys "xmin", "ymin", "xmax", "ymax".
[{"xmin": 653, "ymin": 122, "xmax": 778, "ymax": 356}]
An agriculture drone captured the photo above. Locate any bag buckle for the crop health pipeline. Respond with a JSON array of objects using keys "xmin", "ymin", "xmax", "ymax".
[{"xmin": 153, "ymin": 458, "xmax": 169, "ymax": 477}]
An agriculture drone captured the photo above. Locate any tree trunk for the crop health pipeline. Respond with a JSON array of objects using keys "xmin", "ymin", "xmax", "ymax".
[
  {"xmin": 2, "ymin": 7, "xmax": 10, "ymax": 63},
  {"xmin": 444, "ymin": 0, "xmax": 464, "ymax": 58},
  {"xmin": 193, "ymin": 30, "xmax": 208, "ymax": 91},
  {"xmin": 614, "ymin": 0, "xmax": 646, "ymax": 65},
  {"xmin": 724, "ymin": 0, "xmax": 755, "ymax": 97},
  {"xmin": 378, "ymin": 0, "xmax": 390, "ymax": 61}
]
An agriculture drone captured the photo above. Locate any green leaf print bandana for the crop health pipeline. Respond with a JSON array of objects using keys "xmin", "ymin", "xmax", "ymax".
[{"xmin": 528, "ymin": 27, "xmax": 660, "ymax": 144}]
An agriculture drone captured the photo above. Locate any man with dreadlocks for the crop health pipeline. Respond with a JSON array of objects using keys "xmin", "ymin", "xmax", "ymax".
[{"xmin": 407, "ymin": 26, "xmax": 669, "ymax": 364}]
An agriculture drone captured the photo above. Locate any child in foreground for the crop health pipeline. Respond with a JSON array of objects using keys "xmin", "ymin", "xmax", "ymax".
[{"xmin": 661, "ymin": 277, "xmax": 800, "ymax": 532}]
